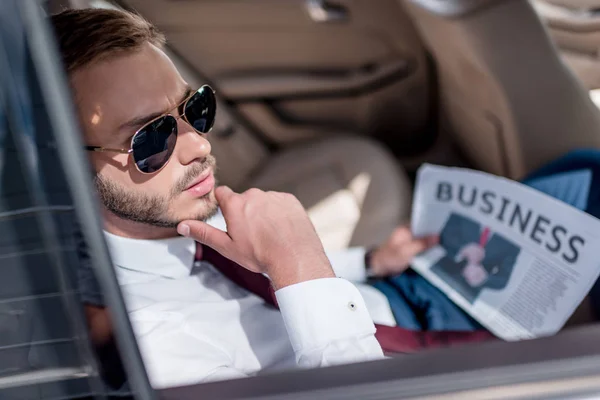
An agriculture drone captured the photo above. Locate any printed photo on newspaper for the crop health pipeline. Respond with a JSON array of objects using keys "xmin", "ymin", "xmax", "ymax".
[{"xmin": 411, "ymin": 164, "xmax": 600, "ymax": 341}]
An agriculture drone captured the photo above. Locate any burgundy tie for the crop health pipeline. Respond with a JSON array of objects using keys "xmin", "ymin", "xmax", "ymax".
[{"xmin": 196, "ymin": 243, "xmax": 495, "ymax": 354}]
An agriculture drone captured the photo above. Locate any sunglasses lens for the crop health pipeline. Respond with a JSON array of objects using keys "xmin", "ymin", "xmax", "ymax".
[
  {"xmin": 184, "ymin": 86, "xmax": 216, "ymax": 134},
  {"xmin": 131, "ymin": 115, "xmax": 177, "ymax": 173}
]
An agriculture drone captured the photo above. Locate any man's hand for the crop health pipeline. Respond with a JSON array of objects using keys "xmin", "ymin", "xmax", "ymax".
[
  {"xmin": 368, "ymin": 226, "xmax": 439, "ymax": 278},
  {"xmin": 177, "ymin": 186, "xmax": 335, "ymax": 290},
  {"xmin": 84, "ymin": 305, "xmax": 112, "ymax": 346}
]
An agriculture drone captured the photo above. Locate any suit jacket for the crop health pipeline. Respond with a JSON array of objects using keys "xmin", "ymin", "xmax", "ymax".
[{"xmin": 431, "ymin": 213, "xmax": 520, "ymax": 303}]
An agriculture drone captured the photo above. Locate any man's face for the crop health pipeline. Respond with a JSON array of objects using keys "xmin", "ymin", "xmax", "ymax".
[{"xmin": 71, "ymin": 43, "xmax": 218, "ymax": 231}]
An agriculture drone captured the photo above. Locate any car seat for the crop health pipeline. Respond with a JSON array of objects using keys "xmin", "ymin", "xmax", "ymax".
[{"xmin": 402, "ymin": 0, "xmax": 600, "ymax": 179}]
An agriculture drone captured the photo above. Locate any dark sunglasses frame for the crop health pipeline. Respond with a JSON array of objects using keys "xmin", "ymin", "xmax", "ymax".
[{"xmin": 85, "ymin": 85, "xmax": 216, "ymax": 174}]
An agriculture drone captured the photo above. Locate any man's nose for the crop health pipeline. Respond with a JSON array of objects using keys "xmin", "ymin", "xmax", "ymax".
[{"xmin": 174, "ymin": 118, "xmax": 212, "ymax": 164}]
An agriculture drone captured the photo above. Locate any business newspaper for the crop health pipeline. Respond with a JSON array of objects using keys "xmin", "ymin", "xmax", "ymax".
[{"xmin": 411, "ymin": 164, "xmax": 600, "ymax": 341}]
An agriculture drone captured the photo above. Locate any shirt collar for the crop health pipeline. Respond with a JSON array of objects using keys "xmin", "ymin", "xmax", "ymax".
[{"xmin": 103, "ymin": 231, "xmax": 197, "ymax": 279}]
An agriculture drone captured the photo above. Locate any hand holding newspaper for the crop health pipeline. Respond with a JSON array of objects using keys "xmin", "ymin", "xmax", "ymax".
[{"xmin": 411, "ymin": 164, "xmax": 600, "ymax": 341}]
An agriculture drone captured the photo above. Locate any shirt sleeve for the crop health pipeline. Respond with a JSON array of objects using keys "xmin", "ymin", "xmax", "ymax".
[
  {"xmin": 326, "ymin": 247, "xmax": 369, "ymax": 282},
  {"xmin": 275, "ymin": 277, "xmax": 384, "ymax": 368}
]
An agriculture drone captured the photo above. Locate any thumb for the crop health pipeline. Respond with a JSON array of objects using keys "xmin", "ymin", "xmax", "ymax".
[{"xmin": 177, "ymin": 220, "xmax": 232, "ymax": 252}]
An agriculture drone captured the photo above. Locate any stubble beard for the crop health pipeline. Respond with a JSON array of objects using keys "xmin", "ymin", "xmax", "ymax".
[{"xmin": 94, "ymin": 156, "xmax": 218, "ymax": 228}]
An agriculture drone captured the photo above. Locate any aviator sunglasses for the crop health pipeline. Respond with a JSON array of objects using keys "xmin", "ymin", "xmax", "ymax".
[{"xmin": 85, "ymin": 85, "xmax": 216, "ymax": 174}]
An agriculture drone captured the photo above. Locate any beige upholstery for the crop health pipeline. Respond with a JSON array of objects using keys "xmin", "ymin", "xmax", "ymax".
[
  {"xmin": 247, "ymin": 137, "xmax": 412, "ymax": 250},
  {"xmin": 532, "ymin": 0, "xmax": 600, "ymax": 90},
  {"xmin": 543, "ymin": 0, "xmax": 600, "ymax": 7},
  {"xmin": 403, "ymin": 0, "xmax": 600, "ymax": 179}
]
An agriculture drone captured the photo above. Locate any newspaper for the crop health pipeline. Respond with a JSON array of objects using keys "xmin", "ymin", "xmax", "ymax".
[{"xmin": 411, "ymin": 164, "xmax": 600, "ymax": 341}]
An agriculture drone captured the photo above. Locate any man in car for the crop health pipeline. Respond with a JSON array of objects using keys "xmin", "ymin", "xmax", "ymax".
[{"xmin": 52, "ymin": 8, "xmax": 482, "ymax": 389}]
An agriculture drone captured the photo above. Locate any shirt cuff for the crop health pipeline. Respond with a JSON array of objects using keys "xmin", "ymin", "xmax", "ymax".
[
  {"xmin": 275, "ymin": 277, "xmax": 376, "ymax": 353},
  {"xmin": 326, "ymin": 247, "xmax": 368, "ymax": 282}
]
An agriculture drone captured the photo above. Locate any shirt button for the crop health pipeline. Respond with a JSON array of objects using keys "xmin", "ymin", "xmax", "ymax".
[{"xmin": 348, "ymin": 301, "xmax": 357, "ymax": 311}]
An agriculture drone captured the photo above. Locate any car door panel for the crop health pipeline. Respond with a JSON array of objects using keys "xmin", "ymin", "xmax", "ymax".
[
  {"xmin": 120, "ymin": 0, "xmax": 433, "ymax": 153},
  {"xmin": 215, "ymin": 59, "xmax": 410, "ymax": 100}
]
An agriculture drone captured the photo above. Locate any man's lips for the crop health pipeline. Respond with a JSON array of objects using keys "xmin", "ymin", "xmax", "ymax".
[{"xmin": 185, "ymin": 168, "xmax": 215, "ymax": 197}]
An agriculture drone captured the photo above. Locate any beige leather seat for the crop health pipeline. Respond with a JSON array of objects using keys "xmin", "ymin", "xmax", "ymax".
[
  {"xmin": 49, "ymin": 0, "xmax": 412, "ymax": 249},
  {"xmin": 247, "ymin": 137, "xmax": 412, "ymax": 249},
  {"xmin": 532, "ymin": 0, "xmax": 600, "ymax": 90},
  {"xmin": 402, "ymin": 0, "xmax": 600, "ymax": 179}
]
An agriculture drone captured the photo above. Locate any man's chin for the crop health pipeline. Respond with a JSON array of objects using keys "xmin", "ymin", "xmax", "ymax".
[{"xmin": 178, "ymin": 194, "xmax": 219, "ymax": 223}]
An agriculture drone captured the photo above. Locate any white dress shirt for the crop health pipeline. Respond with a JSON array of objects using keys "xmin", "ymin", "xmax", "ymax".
[{"xmin": 98, "ymin": 212, "xmax": 387, "ymax": 389}]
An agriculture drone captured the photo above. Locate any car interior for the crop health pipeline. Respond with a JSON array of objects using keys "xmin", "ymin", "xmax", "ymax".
[
  {"xmin": 57, "ymin": 0, "xmax": 600, "ymax": 249},
  {"xmin": 4, "ymin": 0, "xmax": 600, "ymax": 398},
  {"xmin": 533, "ymin": 0, "xmax": 600, "ymax": 91}
]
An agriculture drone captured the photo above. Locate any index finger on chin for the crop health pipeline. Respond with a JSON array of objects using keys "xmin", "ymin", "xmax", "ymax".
[{"xmin": 215, "ymin": 186, "xmax": 236, "ymax": 205}]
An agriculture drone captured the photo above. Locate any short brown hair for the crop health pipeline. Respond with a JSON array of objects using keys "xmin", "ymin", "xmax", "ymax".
[{"xmin": 51, "ymin": 8, "xmax": 166, "ymax": 73}]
